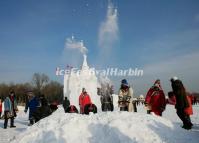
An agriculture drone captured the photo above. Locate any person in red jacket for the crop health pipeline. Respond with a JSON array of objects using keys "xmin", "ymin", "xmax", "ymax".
[
  {"xmin": 145, "ymin": 79, "xmax": 166, "ymax": 116},
  {"xmin": 79, "ymin": 88, "xmax": 92, "ymax": 114},
  {"xmin": 0, "ymin": 97, "xmax": 2, "ymax": 118}
]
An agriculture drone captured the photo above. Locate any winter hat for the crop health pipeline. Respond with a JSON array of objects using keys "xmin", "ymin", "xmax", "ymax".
[
  {"xmin": 121, "ymin": 79, "xmax": 129, "ymax": 86},
  {"xmin": 153, "ymin": 79, "xmax": 162, "ymax": 89},
  {"xmin": 154, "ymin": 79, "xmax": 160, "ymax": 85},
  {"xmin": 9, "ymin": 90, "xmax": 15, "ymax": 97},
  {"xmin": 170, "ymin": 76, "xmax": 178, "ymax": 82},
  {"xmin": 26, "ymin": 90, "xmax": 34, "ymax": 97},
  {"xmin": 9, "ymin": 90, "xmax": 15, "ymax": 94},
  {"xmin": 26, "ymin": 89, "xmax": 33, "ymax": 94},
  {"xmin": 82, "ymin": 88, "xmax": 86, "ymax": 93}
]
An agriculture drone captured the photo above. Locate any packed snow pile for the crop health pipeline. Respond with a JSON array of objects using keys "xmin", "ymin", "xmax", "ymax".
[{"xmin": 10, "ymin": 107, "xmax": 198, "ymax": 143}]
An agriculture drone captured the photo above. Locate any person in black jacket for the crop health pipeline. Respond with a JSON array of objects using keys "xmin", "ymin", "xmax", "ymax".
[
  {"xmin": 32, "ymin": 94, "xmax": 52, "ymax": 123},
  {"xmin": 63, "ymin": 97, "xmax": 70, "ymax": 113},
  {"xmin": 171, "ymin": 77, "xmax": 193, "ymax": 129},
  {"xmin": 97, "ymin": 84, "xmax": 114, "ymax": 112}
]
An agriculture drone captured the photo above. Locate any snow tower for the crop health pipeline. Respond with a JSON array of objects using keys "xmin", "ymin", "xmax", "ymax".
[{"xmin": 63, "ymin": 54, "xmax": 100, "ymax": 108}]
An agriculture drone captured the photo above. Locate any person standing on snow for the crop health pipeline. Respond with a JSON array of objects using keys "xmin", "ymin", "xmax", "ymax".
[
  {"xmin": 118, "ymin": 79, "xmax": 134, "ymax": 112},
  {"xmin": 145, "ymin": 79, "xmax": 166, "ymax": 116},
  {"xmin": 0, "ymin": 97, "xmax": 2, "ymax": 118},
  {"xmin": 98, "ymin": 83, "xmax": 114, "ymax": 112},
  {"xmin": 24, "ymin": 91, "xmax": 40, "ymax": 125},
  {"xmin": 170, "ymin": 77, "xmax": 193, "ymax": 130},
  {"xmin": 4, "ymin": 90, "xmax": 18, "ymax": 129},
  {"xmin": 79, "ymin": 88, "xmax": 92, "ymax": 114},
  {"xmin": 63, "ymin": 96, "xmax": 70, "ymax": 113},
  {"xmin": 32, "ymin": 94, "xmax": 52, "ymax": 123}
]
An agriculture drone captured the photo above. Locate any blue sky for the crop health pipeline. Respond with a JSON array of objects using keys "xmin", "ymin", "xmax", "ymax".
[{"xmin": 0, "ymin": 0, "xmax": 199, "ymax": 95}]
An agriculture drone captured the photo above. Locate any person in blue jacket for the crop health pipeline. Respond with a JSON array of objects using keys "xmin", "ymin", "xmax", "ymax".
[{"xmin": 24, "ymin": 91, "xmax": 40, "ymax": 125}]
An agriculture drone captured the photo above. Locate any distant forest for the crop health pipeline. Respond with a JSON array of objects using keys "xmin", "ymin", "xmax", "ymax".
[{"xmin": 0, "ymin": 73, "xmax": 63, "ymax": 105}]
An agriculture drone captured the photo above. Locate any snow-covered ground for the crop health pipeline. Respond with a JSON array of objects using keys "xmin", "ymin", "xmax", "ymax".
[
  {"xmin": 0, "ymin": 104, "xmax": 198, "ymax": 143},
  {"xmin": 0, "ymin": 106, "xmax": 29, "ymax": 143}
]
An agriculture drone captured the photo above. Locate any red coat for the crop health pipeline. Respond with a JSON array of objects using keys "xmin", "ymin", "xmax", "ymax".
[
  {"xmin": 184, "ymin": 95, "xmax": 193, "ymax": 115},
  {"xmin": 145, "ymin": 88, "xmax": 166, "ymax": 116},
  {"xmin": 79, "ymin": 92, "xmax": 92, "ymax": 113},
  {"xmin": 0, "ymin": 102, "xmax": 2, "ymax": 112}
]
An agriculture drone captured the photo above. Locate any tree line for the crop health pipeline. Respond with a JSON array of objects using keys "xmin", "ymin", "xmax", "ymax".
[{"xmin": 0, "ymin": 73, "xmax": 63, "ymax": 105}]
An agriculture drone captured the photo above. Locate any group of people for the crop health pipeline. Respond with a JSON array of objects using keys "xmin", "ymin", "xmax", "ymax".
[
  {"xmin": 0, "ymin": 90, "xmax": 57, "ymax": 128},
  {"xmin": 144, "ymin": 77, "xmax": 193, "ymax": 130},
  {"xmin": 0, "ymin": 77, "xmax": 195, "ymax": 130},
  {"xmin": 24, "ymin": 91, "xmax": 54, "ymax": 125},
  {"xmin": 106, "ymin": 77, "xmax": 193, "ymax": 130},
  {"xmin": 62, "ymin": 79, "xmax": 133, "ymax": 114},
  {"xmin": 63, "ymin": 88, "xmax": 97, "ymax": 115}
]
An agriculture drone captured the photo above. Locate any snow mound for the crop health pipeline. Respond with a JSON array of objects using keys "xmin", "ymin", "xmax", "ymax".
[{"xmin": 11, "ymin": 107, "xmax": 197, "ymax": 143}]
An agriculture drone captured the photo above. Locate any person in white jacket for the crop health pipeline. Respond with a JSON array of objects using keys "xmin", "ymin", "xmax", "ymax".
[{"xmin": 118, "ymin": 79, "xmax": 134, "ymax": 112}]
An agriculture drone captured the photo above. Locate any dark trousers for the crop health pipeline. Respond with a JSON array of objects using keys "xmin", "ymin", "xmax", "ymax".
[
  {"xmin": 147, "ymin": 110, "xmax": 151, "ymax": 114},
  {"xmin": 29, "ymin": 109, "xmax": 36, "ymax": 125},
  {"xmin": 102, "ymin": 103, "xmax": 112, "ymax": 112},
  {"xmin": 177, "ymin": 109, "xmax": 192, "ymax": 129},
  {"xmin": 133, "ymin": 102, "xmax": 137, "ymax": 112},
  {"xmin": 4, "ymin": 111, "xmax": 14, "ymax": 128},
  {"xmin": 120, "ymin": 106, "xmax": 128, "ymax": 111},
  {"xmin": 29, "ymin": 118, "xmax": 34, "ymax": 125}
]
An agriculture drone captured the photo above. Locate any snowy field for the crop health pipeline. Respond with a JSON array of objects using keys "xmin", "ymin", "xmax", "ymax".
[{"xmin": 0, "ymin": 104, "xmax": 198, "ymax": 143}]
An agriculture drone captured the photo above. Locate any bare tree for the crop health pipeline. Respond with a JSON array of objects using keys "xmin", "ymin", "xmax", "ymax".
[
  {"xmin": 42, "ymin": 81, "xmax": 63, "ymax": 103},
  {"xmin": 32, "ymin": 73, "xmax": 49, "ymax": 94},
  {"xmin": 0, "ymin": 73, "xmax": 64, "ymax": 104}
]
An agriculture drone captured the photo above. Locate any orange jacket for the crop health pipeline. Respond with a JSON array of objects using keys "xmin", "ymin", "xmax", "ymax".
[{"xmin": 184, "ymin": 95, "xmax": 193, "ymax": 115}]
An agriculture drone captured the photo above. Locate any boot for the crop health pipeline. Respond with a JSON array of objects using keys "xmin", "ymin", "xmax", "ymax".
[
  {"xmin": 10, "ymin": 117, "xmax": 16, "ymax": 128},
  {"xmin": 4, "ymin": 125, "xmax": 7, "ymax": 129},
  {"xmin": 10, "ymin": 125, "xmax": 16, "ymax": 128},
  {"xmin": 28, "ymin": 119, "xmax": 34, "ymax": 126},
  {"xmin": 4, "ymin": 117, "xmax": 8, "ymax": 129}
]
